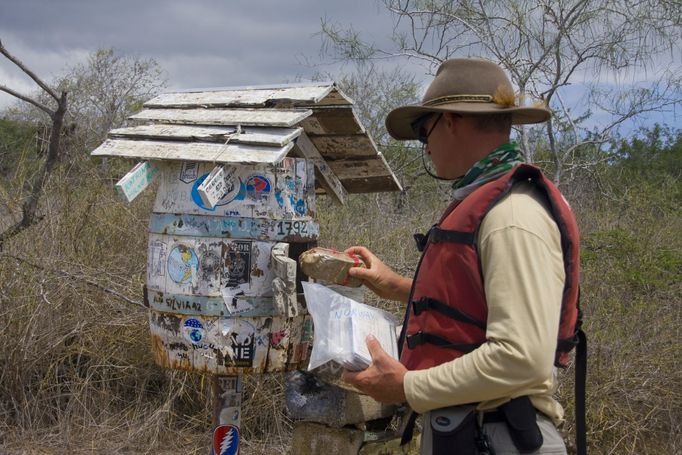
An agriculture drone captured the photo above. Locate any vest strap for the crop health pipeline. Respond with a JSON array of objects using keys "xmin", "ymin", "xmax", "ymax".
[
  {"xmin": 428, "ymin": 226, "xmax": 476, "ymax": 244},
  {"xmin": 406, "ymin": 331, "xmax": 482, "ymax": 353},
  {"xmin": 575, "ymin": 329, "xmax": 588, "ymax": 455},
  {"xmin": 413, "ymin": 225, "xmax": 475, "ymax": 252},
  {"xmin": 557, "ymin": 335, "xmax": 579, "ymax": 353},
  {"xmin": 412, "ymin": 296, "xmax": 486, "ymax": 330}
]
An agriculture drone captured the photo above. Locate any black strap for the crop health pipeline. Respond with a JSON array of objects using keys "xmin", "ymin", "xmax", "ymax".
[
  {"xmin": 428, "ymin": 226, "xmax": 476, "ymax": 244},
  {"xmin": 557, "ymin": 335, "xmax": 579, "ymax": 353},
  {"xmin": 481, "ymin": 409, "xmax": 506, "ymax": 424},
  {"xmin": 413, "ymin": 225, "xmax": 475, "ymax": 252},
  {"xmin": 399, "ymin": 411, "xmax": 418, "ymax": 446},
  {"xmin": 575, "ymin": 329, "xmax": 588, "ymax": 455},
  {"xmin": 406, "ymin": 331, "xmax": 482, "ymax": 353},
  {"xmin": 412, "ymin": 296, "xmax": 486, "ymax": 330}
]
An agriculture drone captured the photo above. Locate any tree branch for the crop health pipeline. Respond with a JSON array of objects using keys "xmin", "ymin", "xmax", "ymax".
[
  {"xmin": 1, "ymin": 252, "xmax": 146, "ymax": 309},
  {"xmin": 0, "ymin": 38, "xmax": 61, "ymax": 102},
  {"xmin": 0, "ymin": 84, "xmax": 55, "ymax": 117}
]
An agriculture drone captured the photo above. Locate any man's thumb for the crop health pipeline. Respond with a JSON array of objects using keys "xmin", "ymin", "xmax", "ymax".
[{"xmin": 366, "ymin": 335, "xmax": 385, "ymax": 361}]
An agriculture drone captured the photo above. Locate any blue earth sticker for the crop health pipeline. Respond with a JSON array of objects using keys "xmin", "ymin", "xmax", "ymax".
[
  {"xmin": 183, "ymin": 317, "xmax": 206, "ymax": 344},
  {"xmin": 167, "ymin": 245, "xmax": 199, "ymax": 284}
]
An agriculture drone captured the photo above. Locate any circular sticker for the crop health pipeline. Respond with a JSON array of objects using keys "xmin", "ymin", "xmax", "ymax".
[
  {"xmin": 191, "ymin": 173, "xmax": 244, "ymax": 211},
  {"xmin": 183, "ymin": 317, "xmax": 206, "ymax": 344},
  {"xmin": 167, "ymin": 245, "xmax": 199, "ymax": 284},
  {"xmin": 245, "ymin": 175, "xmax": 271, "ymax": 202}
]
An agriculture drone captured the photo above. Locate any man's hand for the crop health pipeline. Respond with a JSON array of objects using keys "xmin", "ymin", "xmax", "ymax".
[
  {"xmin": 342, "ymin": 335, "xmax": 408, "ymax": 404},
  {"xmin": 345, "ymin": 246, "xmax": 412, "ymax": 302}
]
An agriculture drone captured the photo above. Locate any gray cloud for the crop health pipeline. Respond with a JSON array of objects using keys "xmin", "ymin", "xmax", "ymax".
[{"xmin": 0, "ymin": 0, "xmax": 398, "ymax": 109}]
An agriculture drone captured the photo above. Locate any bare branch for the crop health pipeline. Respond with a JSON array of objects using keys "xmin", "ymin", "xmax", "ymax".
[
  {"xmin": 0, "ymin": 83, "xmax": 55, "ymax": 117},
  {"xmin": 1, "ymin": 252, "xmax": 146, "ymax": 309},
  {"xmin": 0, "ymin": 38, "xmax": 61, "ymax": 101}
]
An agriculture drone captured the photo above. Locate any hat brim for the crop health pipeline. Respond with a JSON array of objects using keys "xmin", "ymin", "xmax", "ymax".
[{"xmin": 385, "ymin": 102, "xmax": 551, "ymax": 141}]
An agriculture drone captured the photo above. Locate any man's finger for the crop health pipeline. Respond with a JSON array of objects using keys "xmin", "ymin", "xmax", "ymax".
[
  {"xmin": 341, "ymin": 370, "xmax": 356, "ymax": 383},
  {"xmin": 366, "ymin": 335, "xmax": 386, "ymax": 362},
  {"xmin": 347, "ymin": 266, "xmax": 371, "ymax": 278}
]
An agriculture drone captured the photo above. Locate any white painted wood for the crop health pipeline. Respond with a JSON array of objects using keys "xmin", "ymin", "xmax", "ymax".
[
  {"xmin": 147, "ymin": 233, "xmax": 275, "ymax": 297},
  {"xmin": 271, "ymin": 242, "xmax": 298, "ymax": 317},
  {"xmin": 152, "ymin": 160, "xmax": 316, "ymax": 220},
  {"xmin": 149, "ymin": 313, "xmax": 310, "ymax": 373},
  {"xmin": 109, "ymin": 124, "xmax": 302, "ymax": 146},
  {"xmin": 314, "ymin": 86, "xmax": 354, "ymax": 106},
  {"xmin": 144, "ymin": 84, "xmax": 335, "ymax": 108},
  {"xmin": 114, "ymin": 161, "xmax": 159, "ymax": 203},
  {"xmin": 295, "ymin": 132, "xmax": 347, "ymax": 205},
  {"xmin": 130, "ymin": 108, "xmax": 312, "ymax": 127},
  {"xmin": 197, "ymin": 165, "xmax": 228, "ymax": 209},
  {"xmin": 92, "ymin": 139, "xmax": 294, "ymax": 164}
]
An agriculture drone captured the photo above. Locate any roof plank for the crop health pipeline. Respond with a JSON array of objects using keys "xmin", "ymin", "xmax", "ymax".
[
  {"xmin": 308, "ymin": 134, "xmax": 378, "ymax": 159},
  {"xmin": 300, "ymin": 106, "xmax": 365, "ymax": 135},
  {"xmin": 109, "ymin": 124, "xmax": 302, "ymax": 147},
  {"xmin": 294, "ymin": 132, "xmax": 347, "ymax": 205},
  {"xmin": 130, "ymin": 108, "xmax": 312, "ymax": 127},
  {"xmin": 91, "ymin": 139, "xmax": 293, "ymax": 164},
  {"xmin": 327, "ymin": 157, "xmax": 396, "ymax": 180},
  {"xmin": 340, "ymin": 175, "xmax": 403, "ymax": 194},
  {"xmin": 144, "ymin": 85, "xmax": 335, "ymax": 108}
]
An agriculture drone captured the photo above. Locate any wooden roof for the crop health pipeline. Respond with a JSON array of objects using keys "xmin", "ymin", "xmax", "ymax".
[{"xmin": 91, "ymin": 82, "xmax": 401, "ymax": 194}]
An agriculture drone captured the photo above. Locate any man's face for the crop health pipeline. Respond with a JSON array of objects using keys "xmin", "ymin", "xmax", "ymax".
[
  {"xmin": 420, "ymin": 112, "xmax": 477, "ymax": 180},
  {"xmin": 421, "ymin": 113, "xmax": 457, "ymax": 179}
]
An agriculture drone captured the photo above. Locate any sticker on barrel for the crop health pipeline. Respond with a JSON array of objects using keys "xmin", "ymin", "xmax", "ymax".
[{"xmin": 213, "ymin": 424, "xmax": 239, "ymax": 455}]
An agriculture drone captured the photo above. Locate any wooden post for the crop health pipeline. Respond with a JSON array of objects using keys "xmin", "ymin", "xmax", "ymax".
[{"xmin": 211, "ymin": 375, "xmax": 243, "ymax": 455}]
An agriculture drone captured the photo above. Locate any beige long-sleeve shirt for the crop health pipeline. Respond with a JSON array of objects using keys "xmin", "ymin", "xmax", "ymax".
[{"xmin": 403, "ymin": 181, "xmax": 566, "ymax": 424}]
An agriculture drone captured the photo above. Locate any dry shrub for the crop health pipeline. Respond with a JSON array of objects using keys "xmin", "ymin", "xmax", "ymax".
[
  {"xmin": 0, "ymin": 164, "xmax": 292, "ymax": 454},
  {"xmin": 559, "ymin": 172, "xmax": 682, "ymax": 454},
  {"xmin": 1, "ymin": 151, "xmax": 679, "ymax": 454}
]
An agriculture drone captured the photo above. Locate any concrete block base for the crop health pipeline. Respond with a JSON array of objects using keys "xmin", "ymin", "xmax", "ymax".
[{"xmin": 292, "ymin": 422, "xmax": 364, "ymax": 455}]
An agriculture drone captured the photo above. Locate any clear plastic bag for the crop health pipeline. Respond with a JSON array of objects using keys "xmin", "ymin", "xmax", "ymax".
[{"xmin": 302, "ymin": 281, "xmax": 398, "ymax": 372}]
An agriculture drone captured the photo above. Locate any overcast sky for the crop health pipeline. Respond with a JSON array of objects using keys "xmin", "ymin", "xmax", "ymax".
[
  {"xmin": 1, "ymin": 0, "xmax": 679, "ymax": 133},
  {"xmin": 0, "ymin": 0, "xmax": 403, "ymax": 110}
]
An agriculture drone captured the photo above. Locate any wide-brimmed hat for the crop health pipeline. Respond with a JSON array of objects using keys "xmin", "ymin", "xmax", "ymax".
[{"xmin": 386, "ymin": 58, "xmax": 551, "ymax": 140}]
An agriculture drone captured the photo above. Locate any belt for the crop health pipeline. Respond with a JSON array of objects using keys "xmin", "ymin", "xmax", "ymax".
[{"xmin": 481, "ymin": 409, "xmax": 505, "ymax": 424}]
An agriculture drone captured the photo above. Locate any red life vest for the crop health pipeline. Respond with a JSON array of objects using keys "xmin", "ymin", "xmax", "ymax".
[{"xmin": 399, "ymin": 164, "xmax": 582, "ymax": 371}]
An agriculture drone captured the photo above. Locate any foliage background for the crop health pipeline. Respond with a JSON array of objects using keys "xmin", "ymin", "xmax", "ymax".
[{"xmin": 0, "ymin": 45, "xmax": 680, "ymax": 455}]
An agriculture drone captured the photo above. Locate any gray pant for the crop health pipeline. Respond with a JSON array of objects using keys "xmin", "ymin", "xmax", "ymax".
[{"xmin": 420, "ymin": 408, "xmax": 567, "ymax": 455}]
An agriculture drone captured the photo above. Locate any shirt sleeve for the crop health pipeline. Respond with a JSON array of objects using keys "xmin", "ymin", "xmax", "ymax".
[{"xmin": 403, "ymin": 183, "xmax": 565, "ymax": 413}]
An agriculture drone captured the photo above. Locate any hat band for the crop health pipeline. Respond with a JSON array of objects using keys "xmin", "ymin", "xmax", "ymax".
[{"xmin": 424, "ymin": 94, "xmax": 494, "ymax": 107}]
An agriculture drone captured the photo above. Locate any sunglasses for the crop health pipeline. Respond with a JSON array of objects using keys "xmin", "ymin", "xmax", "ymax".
[{"xmin": 411, "ymin": 113, "xmax": 443, "ymax": 144}]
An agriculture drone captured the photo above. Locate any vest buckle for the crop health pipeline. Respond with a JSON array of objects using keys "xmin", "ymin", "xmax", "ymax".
[
  {"xmin": 411, "ymin": 297, "xmax": 429, "ymax": 316},
  {"xmin": 413, "ymin": 224, "xmax": 437, "ymax": 252},
  {"xmin": 406, "ymin": 331, "xmax": 425, "ymax": 349}
]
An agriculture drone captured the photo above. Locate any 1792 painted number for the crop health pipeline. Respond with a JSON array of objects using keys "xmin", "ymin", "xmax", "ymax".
[{"xmin": 277, "ymin": 221, "xmax": 308, "ymax": 236}]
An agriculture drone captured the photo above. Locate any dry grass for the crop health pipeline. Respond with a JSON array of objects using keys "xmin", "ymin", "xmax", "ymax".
[{"xmin": 0, "ymin": 156, "xmax": 680, "ymax": 454}]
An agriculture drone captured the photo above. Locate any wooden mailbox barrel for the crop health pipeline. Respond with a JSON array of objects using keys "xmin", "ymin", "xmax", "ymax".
[
  {"xmin": 144, "ymin": 159, "xmax": 316, "ymax": 375},
  {"xmin": 91, "ymin": 82, "xmax": 403, "ymax": 454}
]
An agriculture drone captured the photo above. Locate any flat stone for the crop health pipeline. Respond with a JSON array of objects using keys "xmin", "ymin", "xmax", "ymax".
[
  {"xmin": 359, "ymin": 432, "xmax": 421, "ymax": 455},
  {"xmin": 286, "ymin": 371, "xmax": 398, "ymax": 427},
  {"xmin": 292, "ymin": 422, "xmax": 364, "ymax": 455}
]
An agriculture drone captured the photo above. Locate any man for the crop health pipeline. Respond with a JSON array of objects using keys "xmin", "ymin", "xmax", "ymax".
[{"xmin": 342, "ymin": 58, "xmax": 581, "ymax": 454}]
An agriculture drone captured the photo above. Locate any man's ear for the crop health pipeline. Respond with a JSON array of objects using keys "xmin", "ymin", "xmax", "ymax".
[{"xmin": 443, "ymin": 112, "xmax": 461, "ymax": 134}]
